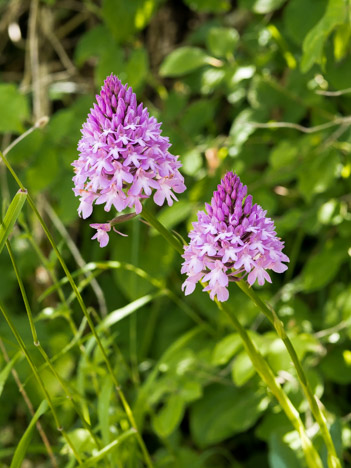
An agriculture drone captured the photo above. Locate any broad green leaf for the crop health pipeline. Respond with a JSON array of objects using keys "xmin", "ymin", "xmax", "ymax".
[
  {"xmin": 0, "ymin": 351, "xmax": 21, "ymax": 397},
  {"xmin": 181, "ymin": 99, "xmax": 216, "ymax": 136},
  {"xmin": 240, "ymin": 0, "xmax": 286, "ymax": 14},
  {"xmin": 10, "ymin": 400, "xmax": 48, "ymax": 468},
  {"xmin": 0, "ymin": 189, "xmax": 27, "ymax": 255},
  {"xmin": 101, "ymin": 0, "xmax": 138, "ymax": 43},
  {"xmin": 298, "ymin": 150, "xmax": 339, "ymax": 202},
  {"xmin": 207, "ymin": 27, "xmax": 239, "ymax": 58},
  {"xmin": 268, "ymin": 433, "xmax": 301, "ymax": 468},
  {"xmin": 160, "ymin": 47, "xmax": 211, "ymax": 77},
  {"xmin": 183, "ymin": 0, "xmax": 230, "ymax": 12},
  {"xmin": 333, "ymin": 24, "xmax": 351, "ymax": 62},
  {"xmin": 231, "ymin": 351, "xmax": 255, "ymax": 386},
  {"xmin": 74, "ymin": 25, "xmax": 113, "ymax": 67},
  {"xmin": 26, "ymin": 148, "xmax": 58, "ymax": 194},
  {"xmin": 270, "ymin": 141, "xmax": 298, "ymax": 170},
  {"xmin": 95, "ymin": 47, "xmax": 124, "ymax": 87},
  {"xmin": 181, "ymin": 150, "xmax": 203, "ymax": 176},
  {"xmin": 301, "ymin": 0, "xmax": 345, "ymax": 73},
  {"xmin": 320, "ymin": 348, "xmax": 351, "ymax": 384},
  {"xmin": 301, "ymin": 238, "xmax": 349, "ymax": 292},
  {"xmin": 153, "ymin": 393, "xmax": 185, "ymax": 437},
  {"xmin": 179, "ymin": 380, "xmax": 203, "ymax": 402},
  {"xmin": 212, "ymin": 333, "xmax": 242, "ymax": 365},
  {"xmin": 0, "ymin": 84, "xmax": 29, "ymax": 133},
  {"xmin": 190, "ymin": 384, "xmax": 268, "ymax": 447},
  {"xmin": 124, "ymin": 47, "xmax": 149, "ymax": 91},
  {"xmin": 283, "ymin": 0, "xmax": 328, "ymax": 46}
]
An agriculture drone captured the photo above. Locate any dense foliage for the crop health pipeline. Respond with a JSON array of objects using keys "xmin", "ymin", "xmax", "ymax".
[{"xmin": 0, "ymin": 0, "xmax": 350, "ymax": 466}]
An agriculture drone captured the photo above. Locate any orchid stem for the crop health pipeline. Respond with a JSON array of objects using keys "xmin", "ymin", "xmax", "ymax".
[
  {"xmin": 235, "ymin": 280, "xmax": 341, "ymax": 468},
  {"xmin": 218, "ymin": 301, "xmax": 323, "ymax": 468}
]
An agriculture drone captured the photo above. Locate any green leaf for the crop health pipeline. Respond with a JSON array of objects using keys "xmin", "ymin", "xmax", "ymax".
[
  {"xmin": 212, "ymin": 333, "xmax": 242, "ymax": 365},
  {"xmin": 0, "ymin": 84, "xmax": 29, "ymax": 134},
  {"xmin": 101, "ymin": 0, "xmax": 138, "ymax": 43},
  {"xmin": 231, "ymin": 351, "xmax": 256, "ymax": 386},
  {"xmin": 301, "ymin": 238, "xmax": 349, "ymax": 292},
  {"xmin": 283, "ymin": 0, "xmax": 328, "ymax": 45},
  {"xmin": 0, "ymin": 351, "xmax": 21, "ymax": 397},
  {"xmin": 153, "ymin": 393, "xmax": 185, "ymax": 437},
  {"xmin": 26, "ymin": 148, "xmax": 58, "ymax": 194},
  {"xmin": 98, "ymin": 377, "xmax": 113, "ymax": 446},
  {"xmin": 269, "ymin": 141, "xmax": 299, "ymax": 170},
  {"xmin": 320, "ymin": 348, "xmax": 351, "ymax": 384},
  {"xmin": 181, "ymin": 99, "xmax": 216, "ymax": 136},
  {"xmin": 301, "ymin": 0, "xmax": 346, "ymax": 73},
  {"xmin": 160, "ymin": 47, "xmax": 211, "ymax": 77},
  {"xmin": 10, "ymin": 400, "xmax": 48, "ymax": 468},
  {"xmin": 190, "ymin": 384, "xmax": 268, "ymax": 447},
  {"xmin": 298, "ymin": 150, "xmax": 339, "ymax": 202},
  {"xmin": 333, "ymin": 23, "xmax": 351, "ymax": 62},
  {"xmin": 74, "ymin": 25, "xmax": 113, "ymax": 67},
  {"xmin": 268, "ymin": 432, "xmax": 301, "ymax": 468},
  {"xmin": 0, "ymin": 189, "xmax": 27, "ymax": 255},
  {"xmin": 124, "ymin": 47, "xmax": 149, "ymax": 91},
  {"xmin": 183, "ymin": 0, "xmax": 230, "ymax": 12},
  {"xmin": 207, "ymin": 27, "xmax": 239, "ymax": 58},
  {"xmin": 240, "ymin": 0, "xmax": 286, "ymax": 14}
]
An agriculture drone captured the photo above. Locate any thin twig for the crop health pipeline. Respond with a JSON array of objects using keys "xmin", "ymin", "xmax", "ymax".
[
  {"xmin": 3, "ymin": 117, "xmax": 49, "ymax": 157},
  {"xmin": 41, "ymin": 8, "xmax": 77, "ymax": 74},
  {"xmin": 316, "ymin": 87, "xmax": 351, "ymax": 96},
  {"xmin": 250, "ymin": 116, "xmax": 351, "ymax": 134}
]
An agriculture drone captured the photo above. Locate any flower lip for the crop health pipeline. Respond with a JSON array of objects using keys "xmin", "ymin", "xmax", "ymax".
[{"xmin": 181, "ymin": 171, "xmax": 289, "ymax": 302}]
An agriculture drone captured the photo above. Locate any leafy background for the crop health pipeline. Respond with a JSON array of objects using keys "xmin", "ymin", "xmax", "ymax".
[{"xmin": 0, "ymin": 0, "xmax": 351, "ymax": 466}]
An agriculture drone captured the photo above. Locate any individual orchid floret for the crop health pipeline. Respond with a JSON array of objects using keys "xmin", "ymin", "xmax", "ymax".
[
  {"xmin": 73, "ymin": 74, "xmax": 186, "ymax": 244},
  {"xmin": 90, "ymin": 223, "xmax": 111, "ymax": 248},
  {"xmin": 181, "ymin": 172, "xmax": 289, "ymax": 301}
]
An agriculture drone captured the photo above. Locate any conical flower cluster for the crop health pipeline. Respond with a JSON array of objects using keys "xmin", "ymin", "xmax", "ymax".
[
  {"xmin": 181, "ymin": 172, "xmax": 289, "ymax": 301},
  {"xmin": 72, "ymin": 74, "xmax": 186, "ymax": 245}
]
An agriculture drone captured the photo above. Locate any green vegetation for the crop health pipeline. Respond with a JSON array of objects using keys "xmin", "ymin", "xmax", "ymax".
[{"xmin": 0, "ymin": 0, "xmax": 350, "ymax": 467}]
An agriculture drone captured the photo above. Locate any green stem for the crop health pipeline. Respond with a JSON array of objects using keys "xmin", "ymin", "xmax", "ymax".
[
  {"xmin": 139, "ymin": 205, "xmax": 324, "ymax": 468},
  {"xmin": 0, "ymin": 150, "xmax": 154, "ymax": 468},
  {"xmin": 141, "ymin": 204, "xmax": 184, "ymax": 255},
  {"xmin": 235, "ymin": 280, "xmax": 341, "ymax": 468},
  {"xmin": 0, "ymin": 302, "xmax": 82, "ymax": 464},
  {"xmin": 219, "ymin": 302, "xmax": 323, "ymax": 468}
]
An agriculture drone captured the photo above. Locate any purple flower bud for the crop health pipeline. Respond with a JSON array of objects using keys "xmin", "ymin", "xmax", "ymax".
[
  {"xmin": 72, "ymin": 74, "xmax": 186, "ymax": 246},
  {"xmin": 181, "ymin": 172, "xmax": 289, "ymax": 302}
]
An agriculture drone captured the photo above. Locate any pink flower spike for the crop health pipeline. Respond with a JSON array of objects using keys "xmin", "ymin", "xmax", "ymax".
[
  {"xmin": 181, "ymin": 172, "xmax": 289, "ymax": 301},
  {"xmin": 72, "ymin": 73, "xmax": 186, "ymax": 223}
]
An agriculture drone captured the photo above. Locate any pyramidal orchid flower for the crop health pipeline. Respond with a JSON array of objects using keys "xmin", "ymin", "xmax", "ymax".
[
  {"xmin": 72, "ymin": 74, "xmax": 186, "ymax": 246},
  {"xmin": 181, "ymin": 172, "xmax": 289, "ymax": 301}
]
